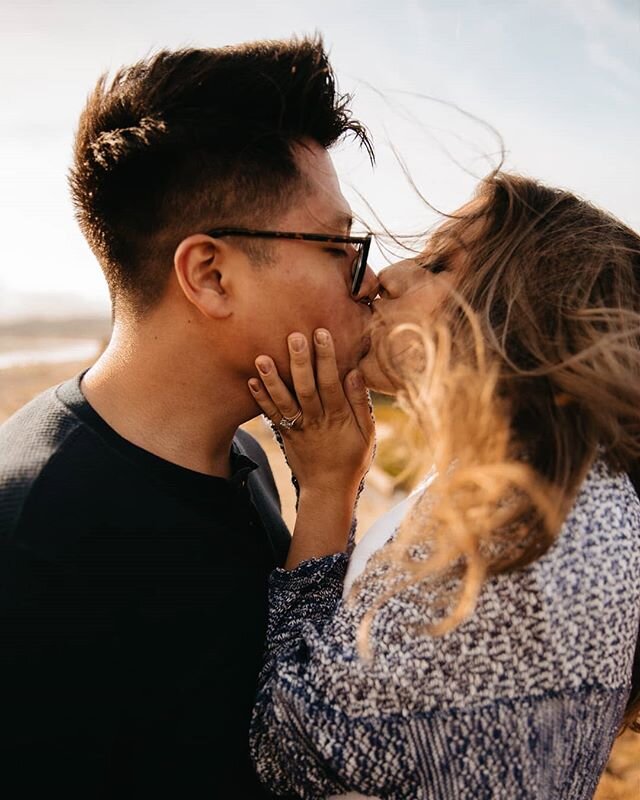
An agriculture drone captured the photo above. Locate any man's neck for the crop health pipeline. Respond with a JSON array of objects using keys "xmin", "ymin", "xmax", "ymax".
[{"xmin": 81, "ymin": 321, "xmax": 256, "ymax": 479}]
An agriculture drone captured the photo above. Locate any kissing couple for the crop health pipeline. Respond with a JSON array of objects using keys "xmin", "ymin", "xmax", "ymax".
[{"xmin": 1, "ymin": 35, "xmax": 638, "ymax": 800}]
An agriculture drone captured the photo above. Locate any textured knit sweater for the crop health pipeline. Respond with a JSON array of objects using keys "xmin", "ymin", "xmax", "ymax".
[{"xmin": 250, "ymin": 459, "xmax": 640, "ymax": 799}]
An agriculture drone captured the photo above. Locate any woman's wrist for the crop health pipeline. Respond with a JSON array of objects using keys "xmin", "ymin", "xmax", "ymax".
[
  {"xmin": 298, "ymin": 482, "xmax": 360, "ymax": 506},
  {"xmin": 285, "ymin": 485, "xmax": 359, "ymax": 570}
]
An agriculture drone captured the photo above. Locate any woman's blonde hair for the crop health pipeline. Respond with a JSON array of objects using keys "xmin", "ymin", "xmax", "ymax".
[{"xmin": 355, "ymin": 173, "xmax": 640, "ymax": 730}]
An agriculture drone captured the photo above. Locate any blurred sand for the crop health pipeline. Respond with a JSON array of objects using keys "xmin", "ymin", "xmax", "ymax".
[{"xmin": 1, "ymin": 358, "xmax": 638, "ymax": 798}]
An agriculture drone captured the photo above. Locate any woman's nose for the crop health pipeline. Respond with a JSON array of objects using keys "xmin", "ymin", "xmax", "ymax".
[
  {"xmin": 376, "ymin": 260, "xmax": 410, "ymax": 297},
  {"xmin": 377, "ymin": 264, "xmax": 391, "ymax": 286},
  {"xmin": 376, "ymin": 264, "xmax": 397, "ymax": 296}
]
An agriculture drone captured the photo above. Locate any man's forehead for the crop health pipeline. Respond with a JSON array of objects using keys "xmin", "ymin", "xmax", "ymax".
[
  {"xmin": 288, "ymin": 143, "xmax": 354, "ymax": 234},
  {"xmin": 290, "ymin": 199, "xmax": 353, "ymax": 235}
]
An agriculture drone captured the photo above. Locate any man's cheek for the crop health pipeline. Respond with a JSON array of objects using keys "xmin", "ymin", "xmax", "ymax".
[
  {"xmin": 333, "ymin": 338, "xmax": 353, "ymax": 379},
  {"xmin": 272, "ymin": 354, "xmax": 293, "ymax": 386}
]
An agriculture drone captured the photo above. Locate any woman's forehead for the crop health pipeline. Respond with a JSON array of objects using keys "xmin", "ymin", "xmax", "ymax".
[{"xmin": 429, "ymin": 196, "xmax": 488, "ymax": 251}]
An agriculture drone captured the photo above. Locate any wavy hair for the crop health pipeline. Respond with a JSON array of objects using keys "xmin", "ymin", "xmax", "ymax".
[{"xmin": 355, "ymin": 173, "xmax": 640, "ymax": 731}]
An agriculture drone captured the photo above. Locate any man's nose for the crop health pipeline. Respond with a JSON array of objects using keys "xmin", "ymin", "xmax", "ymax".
[{"xmin": 354, "ymin": 264, "xmax": 379, "ymax": 302}]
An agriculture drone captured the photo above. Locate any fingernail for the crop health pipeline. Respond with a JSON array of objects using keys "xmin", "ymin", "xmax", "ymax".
[
  {"xmin": 256, "ymin": 358, "xmax": 271, "ymax": 375},
  {"xmin": 350, "ymin": 371, "xmax": 364, "ymax": 390},
  {"xmin": 248, "ymin": 379, "xmax": 261, "ymax": 393},
  {"xmin": 315, "ymin": 329, "xmax": 329, "ymax": 345},
  {"xmin": 289, "ymin": 334, "xmax": 305, "ymax": 353}
]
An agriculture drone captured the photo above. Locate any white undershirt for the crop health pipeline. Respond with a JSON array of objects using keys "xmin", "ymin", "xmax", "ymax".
[{"xmin": 342, "ymin": 471, "xmax": 436, "ymax": 599}]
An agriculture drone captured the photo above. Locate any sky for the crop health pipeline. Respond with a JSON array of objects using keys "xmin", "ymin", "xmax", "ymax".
[{"xmin": 0, "ymin": 0, "xmax": 638, "ymax": 319}]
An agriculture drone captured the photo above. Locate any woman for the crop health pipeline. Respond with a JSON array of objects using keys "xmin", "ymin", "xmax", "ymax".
[{"xmin": 247, "ymin": 173, "xmax": 640, "ymax": 799}]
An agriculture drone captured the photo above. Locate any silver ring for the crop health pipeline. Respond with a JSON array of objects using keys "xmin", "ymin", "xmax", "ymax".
[{"xmin": 278, "ymin": 409, "xmax": 303, "ymax": 431}]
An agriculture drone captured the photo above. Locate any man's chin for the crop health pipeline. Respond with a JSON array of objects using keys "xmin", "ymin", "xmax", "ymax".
[
  {"xmin": 345, "ymin": 335, "xmax": 371, "ymax": 375},
  {"xmin": 354, "ymin": 335, "xmax": 373, "ymax": 372},
  {"xmin": 333, "ymin": 337, "xmax": 368, "ymax": 380}
]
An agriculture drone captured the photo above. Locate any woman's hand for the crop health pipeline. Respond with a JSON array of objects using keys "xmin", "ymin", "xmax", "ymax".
[
  {"xmin": 249, "ymin": 328, "xmax": 375, "ymax": 495},
  {"xmin": 249, "ymin": 329, "xmax": 375, "ymax": 568}
]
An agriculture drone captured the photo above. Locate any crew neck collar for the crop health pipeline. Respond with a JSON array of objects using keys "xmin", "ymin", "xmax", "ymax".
[{"xmin": 56, "ymin": 371, "xmax": 257, "ymax": 502}]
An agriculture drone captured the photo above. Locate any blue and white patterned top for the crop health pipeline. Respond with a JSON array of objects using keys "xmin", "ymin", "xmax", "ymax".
[{"xmin": 250, "ymin": 460, "xmax": 640, "ymax": 799}]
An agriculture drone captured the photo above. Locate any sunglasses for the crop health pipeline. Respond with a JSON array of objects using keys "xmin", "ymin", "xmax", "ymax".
[{"xmin": 204, "ymin": 227, "xmax": 372, "ymax": 296}]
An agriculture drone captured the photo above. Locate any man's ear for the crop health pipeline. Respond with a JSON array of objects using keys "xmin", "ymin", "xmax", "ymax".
[{"xmin": 173, "ymin": 234, "xmax": 234, "ymax": 320}]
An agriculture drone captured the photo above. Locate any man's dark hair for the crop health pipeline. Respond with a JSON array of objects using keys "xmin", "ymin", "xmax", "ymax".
[{"xmin": 69, "ymin": 36, "xmax": 373, "ymax": 314}]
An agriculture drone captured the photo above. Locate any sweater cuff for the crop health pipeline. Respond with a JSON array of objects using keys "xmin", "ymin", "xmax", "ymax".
[{"xmin": 267, "ymin": 553, "xmax": 348, "ymax": 633}]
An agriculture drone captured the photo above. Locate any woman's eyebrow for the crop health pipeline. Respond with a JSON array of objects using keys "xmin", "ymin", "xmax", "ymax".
[
  {"xmin": 428, "ymin": 229, "xmax": 447, "ymax": 249},
  {"xmin": 428, "ymin": 228, "xmax": 466, "ymax": 253}
]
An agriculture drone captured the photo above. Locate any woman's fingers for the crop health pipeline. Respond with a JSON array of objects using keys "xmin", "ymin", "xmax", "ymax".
[
  {"xmin": 251, "ymin": 329, "xmax": 351, "ymax": 424},
  {"xmin": 248, "ymin": 376, "xmax": 282, "ymax": 421},
  {"xmin": 252, "ymin": 356, "xmax": 300, "ymax": 422},
  {"xmin": 249, "ymin": 333, "xmax": 373, "ymax": 505},
  {"xmin": 313, "ymin": 329, "xmax": 345, "ymax": 414},
  {"xmin": 287, "ymin": 334, "xmax": 323, "ymax": 418},
  {"xmin": 344, "ymin": 369, "xmax": 375, "ymax": 443}
]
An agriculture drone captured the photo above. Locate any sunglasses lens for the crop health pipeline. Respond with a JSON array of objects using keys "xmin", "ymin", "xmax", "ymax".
[
  {"xmin": 351, "ymin": 237, "xmax": 371, "ymax": 295},
  {"xmin": 351, "ymin": 251, "xmax": 363, "ymax": 295}
]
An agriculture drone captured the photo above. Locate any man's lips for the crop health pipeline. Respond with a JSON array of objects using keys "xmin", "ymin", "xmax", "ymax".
[{"xmin": 359, "ymin": 335, "xmax": 372, "ymax": 360}]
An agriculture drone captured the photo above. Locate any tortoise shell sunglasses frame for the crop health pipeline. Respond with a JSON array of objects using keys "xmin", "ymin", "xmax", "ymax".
[{"xmin": 204, "ymin": 227, "xmax": 373, "ymax": 296}]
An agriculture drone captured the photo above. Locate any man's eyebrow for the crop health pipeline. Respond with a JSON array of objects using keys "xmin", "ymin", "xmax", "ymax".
[{"xmin": 330, "ymin": 213, "xmax": 353, "ymax": 234}]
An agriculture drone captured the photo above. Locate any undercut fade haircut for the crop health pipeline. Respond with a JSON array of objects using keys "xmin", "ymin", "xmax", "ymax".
[{"xmin": 69, "ymin": 36, "xmax": 373, "ymax": 315}]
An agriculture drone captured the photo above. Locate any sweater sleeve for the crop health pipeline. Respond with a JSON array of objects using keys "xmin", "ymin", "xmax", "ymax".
[
  {"xmin": 250, "ymin": 554, "xmax": 353, "ymax": 798},
  {"xmin": 250, "ymin": 553, "xmax": 422, "ymax": 799}
]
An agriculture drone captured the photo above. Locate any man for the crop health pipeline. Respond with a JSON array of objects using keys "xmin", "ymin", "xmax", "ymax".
[{"xmin": 0, "ymin": 38, "xmax": 377, "ymax": 798}]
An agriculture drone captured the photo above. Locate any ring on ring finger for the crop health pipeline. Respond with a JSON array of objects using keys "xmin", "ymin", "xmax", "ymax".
[{"xmin": 278, "ymin": 409, "xmax": 303, "ymax": 431}]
